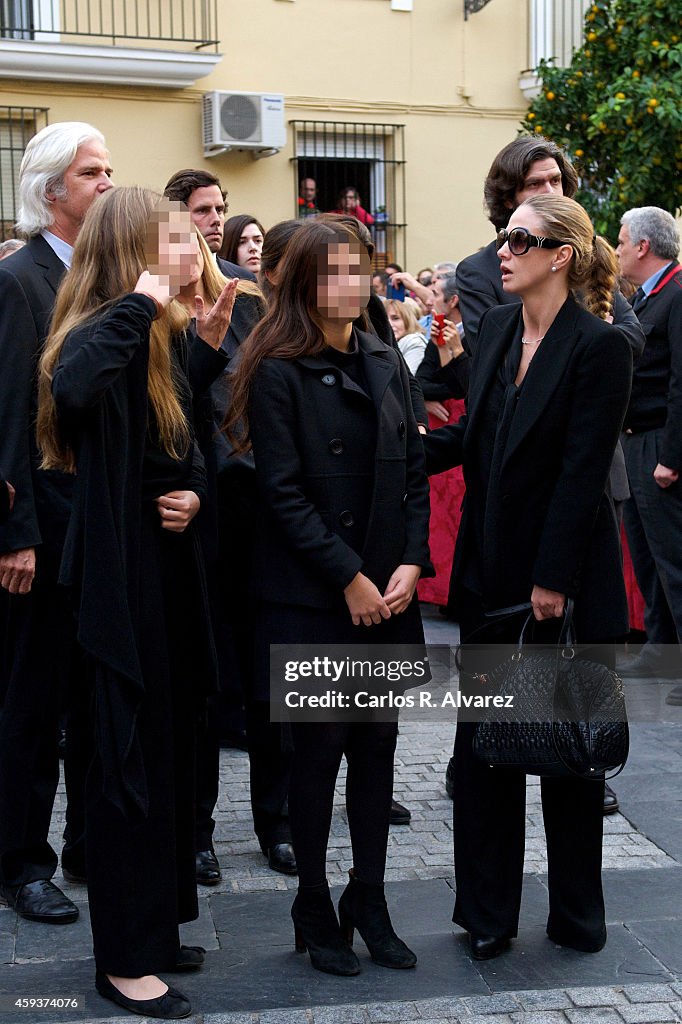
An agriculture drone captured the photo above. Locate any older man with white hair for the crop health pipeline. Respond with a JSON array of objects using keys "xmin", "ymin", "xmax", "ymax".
[
  {"xmin": 617, "ymin": 206, "xmax": 682, "ymax": 696},
  {"xmin": 0, "ymin": 122, "xmax": 113, "ymax": 923}
]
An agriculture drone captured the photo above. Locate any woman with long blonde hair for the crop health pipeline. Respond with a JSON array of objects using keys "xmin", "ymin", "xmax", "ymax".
[{"xmin": 38, "ymin": 186, "xmax": 231, "ymax": 1020}]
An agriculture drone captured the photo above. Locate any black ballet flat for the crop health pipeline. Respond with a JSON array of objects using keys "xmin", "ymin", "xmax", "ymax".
[
  {"xmin": 469, "ymin": 934, "xmax": 511, "ymax": 961},
  {"xmin": 171, "ymin": 944, "xmax": 206, "ymax": 971},
  {"xmin": 94, "ymin": 971, "xmax": 192, "ymax": 1019}
]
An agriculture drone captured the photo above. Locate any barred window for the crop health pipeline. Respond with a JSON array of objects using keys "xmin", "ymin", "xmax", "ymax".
[
  {"xmin": 291, "ymin": 121, "xmax": 406, "ymax": 270},
  {"xmin": 0, "ymin": 107, "xmax": 48, "ymax": 241}
]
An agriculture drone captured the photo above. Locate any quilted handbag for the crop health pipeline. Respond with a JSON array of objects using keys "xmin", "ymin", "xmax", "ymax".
[{"xmin": 471, "ymin": 600, "xmax": 629, "ymax": 779}]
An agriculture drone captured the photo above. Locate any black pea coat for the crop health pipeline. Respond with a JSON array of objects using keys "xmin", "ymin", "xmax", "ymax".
[
  {"xmin": 424, "ymin": 297, "xmax": 633, "ymax": 640},
  {"xmin": 248, "ymin": 329, "xmax": 433, "ymax": 622}
]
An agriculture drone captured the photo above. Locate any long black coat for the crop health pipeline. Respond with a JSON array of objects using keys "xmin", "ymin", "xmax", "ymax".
[
  {"xmin": 424, "ymin": 297, "xmax": 633, "ymax": 640},
  {"xmin": 248, "ymin": 329, "xmax": 433, "ymax": 616}
]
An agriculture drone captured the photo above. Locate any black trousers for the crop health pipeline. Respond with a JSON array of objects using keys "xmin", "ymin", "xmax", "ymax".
[
  {"xmin": 289, "ymin": 721, "xmax": 398, "ymax": 888},
  {"xmin": 0, "ymin": 564, "xmax": 86, "ymax": 888},
  {"xmin": 451, "ymin": 592, "xmax": 607, "ymax": 951},
  {"xmin": 623, "ymin": 430, "xmax": 682, "ymax": 646}
]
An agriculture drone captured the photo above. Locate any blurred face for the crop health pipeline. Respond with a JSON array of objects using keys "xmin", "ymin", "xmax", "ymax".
[
  {"xmin": 186, "ymin": 185, "xmax": 225, "ymax": 253},
  {"xmin": 317, "ymin": 242, "xmax": 371, "ymax": 323},
  {"xmin": 497, "ymin": 205, "xmax": 567, "ymax": 296},
  {"xmin": 300, "ymin": 178, "xmax": 316, "ymax": 202},
  {"xmin": 49, "ymin": 139, "xmax": 114, "ymax": 239},
  {"xmin": 372, "ymin": 273, "xmax": 386, "ymax": 297},
  {"xmin": 340, "ymin": 190, "xmax": 359, "ymax": 212},
  {"xmin": 149, "ymin": 208, "xmax": 201, "ymax": 293},
  {"xmin": 387, "ymin": 307, "xmax": 407, "ymax": 341},
  {"xmin": 236, "ymin": 222, "xmax": 264, "ymax": 272},
  {"xmin": 513, "ymin": 157, "xmax": 563, "ymax": 208},
  {"xmin": 616, "ymin": 223, "xmax": 643, "ymax": 286}
]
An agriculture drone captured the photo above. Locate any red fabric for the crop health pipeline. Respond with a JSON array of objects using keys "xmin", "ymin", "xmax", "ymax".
[
  {"xmin": 417, "ymin": 399, "xmax": 466, "ymax": 606},
  {"xmin": 332, "ymin": 205, "xmax": 375, "ymax": 227},
  {"xmin": 621, "ymin": 523, "xmax": 646, "ymax": 632}
]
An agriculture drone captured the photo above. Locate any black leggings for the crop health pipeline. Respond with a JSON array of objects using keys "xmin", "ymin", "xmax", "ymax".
[{"xmin": 289, "ymin": 721, "xmax": 398, "ymax": 887}]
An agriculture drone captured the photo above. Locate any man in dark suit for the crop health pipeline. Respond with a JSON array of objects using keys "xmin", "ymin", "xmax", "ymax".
[
  {"xmin": 0, "ymin": 122, "xmax": 113, "ymax": 923},
  {"xmin": 617, "ymin": 206, "xmax": 682, "ymax": 698},
  {"xmin": 450, "ymin": 136, "xmax": 644, "ymax": 815},
  {"xmin": 163, "ymin": 168, "xmax": 255, "ymax": 282}
]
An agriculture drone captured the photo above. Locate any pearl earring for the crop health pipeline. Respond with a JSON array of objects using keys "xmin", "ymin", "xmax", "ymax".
[{"xmin": 551, "ymin": 266, "xmax": 558, "ymax": 273}]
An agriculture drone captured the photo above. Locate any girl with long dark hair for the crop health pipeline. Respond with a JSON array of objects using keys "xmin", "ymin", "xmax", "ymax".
[{"xmin": 227, "ymin": 219, "xmax": 432, "ymax": 976}]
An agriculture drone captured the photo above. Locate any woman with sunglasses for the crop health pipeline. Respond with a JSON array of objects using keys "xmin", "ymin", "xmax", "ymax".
[{"xmin": 425, "ymin": 194, "xmax": 632, "ymax": 960}]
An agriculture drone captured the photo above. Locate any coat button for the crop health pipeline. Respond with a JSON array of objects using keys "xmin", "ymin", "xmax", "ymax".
[
  {"xmin": 339, "ymin": 509, "xmax": 355, "ymax": 527},
  {"xmin": 321, "ymin": 373, "xmax": 336, "ymax": 386},
  {"xmin": 398, "ymin": 421, "xmax": 406, "ymax": 438},
  {"xmin": 329, "ymin": 438, "xmax": 344, "ymax": 455}
]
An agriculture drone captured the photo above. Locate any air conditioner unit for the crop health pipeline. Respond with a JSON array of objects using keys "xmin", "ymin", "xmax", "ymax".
[{"xmin": 202, "ymin": 91, "xmax": 286, "ymax": 158}]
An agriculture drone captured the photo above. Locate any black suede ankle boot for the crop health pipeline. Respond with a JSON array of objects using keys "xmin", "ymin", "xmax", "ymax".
[
  {"xmin": 338, "ymin": 870, "xmax": 417, "ymax": 969},
  {"xmin": 291, "ymin": 882, "xmax": 361, "ymax": 976}
]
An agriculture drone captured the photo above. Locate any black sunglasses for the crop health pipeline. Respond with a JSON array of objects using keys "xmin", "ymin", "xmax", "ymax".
[{"xmin": 496, "ymin": 226, "xmax": 566, "ymax": 256}]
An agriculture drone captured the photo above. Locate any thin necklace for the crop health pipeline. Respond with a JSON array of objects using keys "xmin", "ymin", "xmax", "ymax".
[{"xmin": 521, "ymin": 335, "xmax": 544, "ymax": 346}]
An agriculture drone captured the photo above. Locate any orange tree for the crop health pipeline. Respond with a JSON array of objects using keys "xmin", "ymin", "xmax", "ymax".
[{"xmin": 521, "ymin": 0, "xmax": 682, "ymax": 241}]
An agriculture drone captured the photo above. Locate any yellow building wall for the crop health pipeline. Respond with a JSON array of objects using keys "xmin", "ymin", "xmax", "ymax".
[{"xmin": 0, "ymin": 0, "xmax": 530, "ymax": 268}]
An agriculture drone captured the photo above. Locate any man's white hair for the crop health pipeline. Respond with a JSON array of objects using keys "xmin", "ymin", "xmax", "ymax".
[{"xmin": 16, "ymin": 122, "xmax": 107, "ymax": 237}]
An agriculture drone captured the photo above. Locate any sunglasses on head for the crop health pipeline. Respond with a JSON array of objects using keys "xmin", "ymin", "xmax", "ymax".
[{"xmin": 496, "ymin": 226, "xmax": 566, "ymax": 256}]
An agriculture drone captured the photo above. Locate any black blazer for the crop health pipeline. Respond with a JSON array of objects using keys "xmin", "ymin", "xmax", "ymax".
[
  {"xmin": 0, "ymin": 479, "xmax": 10, "ymax": 523},
  {"xmin": 0, "ymin": 235, "xmax": 70, "ymax": 559},
  {"xmin": 248, "ymin": 329, "xmax": 433, "ymax": 611},
  {"xmin": 624, "ymin": 264, "xmax": 682, "ymax": 468},
  {"xmin": 416, "ymin": 339, "xmax": 470, "ymax": 402},
  {"xmin": 217, "ymin": 256, "xmax": 256, "ymax": 282},
  {"xmin": 424, "ymin": 297, "xmax": 633, "ymax": 639}
]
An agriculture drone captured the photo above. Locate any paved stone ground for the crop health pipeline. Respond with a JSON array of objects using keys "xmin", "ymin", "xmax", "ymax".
[{"xmin": 2, "ymin": 607, "xmax": 682, "ymax": 1023}]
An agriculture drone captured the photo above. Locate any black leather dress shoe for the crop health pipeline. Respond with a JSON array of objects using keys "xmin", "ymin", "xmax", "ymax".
[
  {"xmin": 267, "ymin": 842, "xmax": 298, "ymax": 875},
  {"xmin": 195, "ymin": 849, "xmax": 221, "ymax": 886},
  {"xmin": 470, "ymin": 934, "xmax": 511, "ymax": 961},
  {"xmin": 619, "ymin": 650, "xmax": 682, "ymax": 679},
  {"xmin": 95, "ymin": 971, "xmax": 191, "ymax": 1019},
  {"xmin": 0, "ymin": 879, "xmax": 79, "ymax": 923},
  {"xmin": 603, "ymin": 782, "xmax": 619, "ymax": 815},
  {"xmin": 389, "ymin": 798, "xmax": 411, "ymax": 825}
]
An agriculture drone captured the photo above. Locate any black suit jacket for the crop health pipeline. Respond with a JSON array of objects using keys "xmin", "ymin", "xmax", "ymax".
[
  {"xmin": 0, "ymin": 235, "xmax": 69, "ymax": 558},
  {"xmin": 624, "ymin": 263, "xmax": 682, "ymax": 468},
  {"xmin": 248, "ymin": 329, "xmax": 433, "ymax": 611},
  {"xmin": 217, "ymin": 256, "xmax": 256, "ymax": 282},
  {"xmin": 424, "ymin": 297, "xmax": 633, "ymax": 639}
]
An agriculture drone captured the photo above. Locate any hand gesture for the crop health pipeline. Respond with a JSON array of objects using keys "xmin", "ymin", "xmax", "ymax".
[
  {"xmin": 155, "ymin": 490, "xmax": 200, "ymax": 533},
  {"xmin": 384, "ymin": 564, "xmax": 421, "ymax": 614},
  {"xmin": 195, "ymin": 278, "xmax": 239, "ymax": 350},
  {"xmin": 344, "ymin": 572, "xmax": 391, "ymax": 626},
  {"xmin": 134, "ymin": 270, "xmax": 173, "ymax": 316}
]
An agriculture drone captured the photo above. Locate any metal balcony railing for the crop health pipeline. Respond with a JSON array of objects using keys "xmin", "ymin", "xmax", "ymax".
[{"xmin": 0, "ymin": 0, "xmax": 219, "ymax": 51}]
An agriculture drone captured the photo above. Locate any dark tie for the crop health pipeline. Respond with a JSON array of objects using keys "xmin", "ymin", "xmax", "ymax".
[{"xmin": 631, "ymin": 286, "xmax": 646, "ymax": 312}]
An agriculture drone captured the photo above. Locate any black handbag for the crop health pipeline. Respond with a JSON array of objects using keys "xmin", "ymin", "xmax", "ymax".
[{"xmin": 470, "ymin": 600, "xmax": 629, "ymax": 779}]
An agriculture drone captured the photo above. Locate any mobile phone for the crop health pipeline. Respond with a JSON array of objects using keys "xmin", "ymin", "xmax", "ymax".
[
  {"xmin": 386, "ymin": 281, "xmax": 406, "ymax": 302},
  {"xmin": 433, "ymin": 313, "xmax": 446, "ymax": 345}
]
